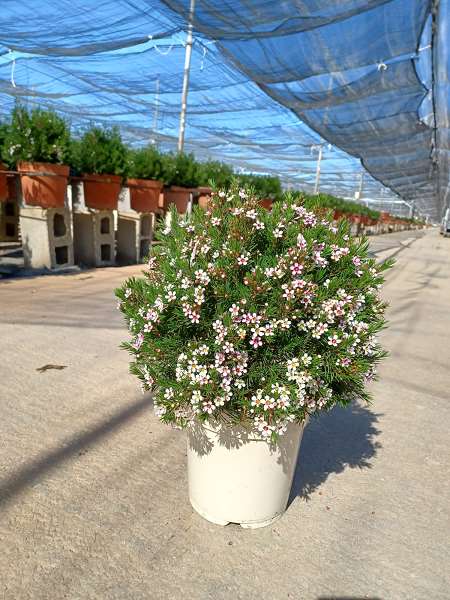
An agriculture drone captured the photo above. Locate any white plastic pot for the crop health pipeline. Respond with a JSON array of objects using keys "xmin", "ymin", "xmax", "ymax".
[{"xmin": 187, "ymin": 418, "xmax": 308, "ymax": 528}]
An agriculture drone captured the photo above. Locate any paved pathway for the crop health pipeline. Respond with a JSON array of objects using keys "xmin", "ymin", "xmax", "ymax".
[{"xmin": 0, "ymin": 230, "xmax": 448, "ymax": 599}]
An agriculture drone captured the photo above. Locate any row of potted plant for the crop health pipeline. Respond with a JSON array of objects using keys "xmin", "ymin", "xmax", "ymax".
[
  {"xmin": 0, "ymin": 106, "xmax": 284, "ymax": 213},
  {"xmin": 0, "ymin": 106, "xmax": 424, "ymax": 228}
]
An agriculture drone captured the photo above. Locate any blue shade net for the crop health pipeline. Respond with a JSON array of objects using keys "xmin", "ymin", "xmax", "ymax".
[{"xmin": 0, "ymin": 0, "xmax": 447, "ymax": 218}]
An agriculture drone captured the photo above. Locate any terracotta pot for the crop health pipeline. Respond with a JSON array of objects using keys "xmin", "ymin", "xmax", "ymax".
[
  {"xmin": 127, "ymin": 178, "xmax": 162, "ymax": 213},
  {"xmin": 259, "ymin": 198, "xmax": 273, "ymax": 211},
  {"xmin": 0, "ymin": 162, "xmax": 8, "ymax": 202},
  {"xmin": 18, "ymin": 161, "xmax": 69, "ymax": 208},
  {"xmin": 161, "ymin": 186, "xmax": 192, "ymax": 213},
  {"xmin": 197, "ymin": 186, "xmax": 212, "ymax": 210},
  {"xmin": 82, "ymin": 173, "xmax": 122, "ymax": 210}
]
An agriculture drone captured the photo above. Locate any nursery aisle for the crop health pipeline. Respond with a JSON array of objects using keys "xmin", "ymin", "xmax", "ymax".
[{"xmin": 0, "ymin": 229, "xmax": 448, "ymax": 600}]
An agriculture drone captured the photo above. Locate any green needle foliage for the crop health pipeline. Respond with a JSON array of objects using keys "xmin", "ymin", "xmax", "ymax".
[
  {"xmin": 1, "ymin": 105, "xmax": 71, "ymax": 168},
  {"xmin": 127, "ymin": 145, "xmax": 167, "ymax": 181},
  {"xmin": 116, "ymin": 185, "xmax": 393, "ymax": 440},
  {"xmin": 71, "ymin": 126, "xmax": 127, "ymax": 176}
]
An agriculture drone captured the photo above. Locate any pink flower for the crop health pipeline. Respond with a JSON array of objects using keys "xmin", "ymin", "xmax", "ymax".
[
  {"xmin": 282, "ymin": 286, "xmax": 295, "ymax": 300},
  {"xmin": 132, "ymin": 333, "xmax": 144, "ymax": 350},
  {"xmin": 223, "ymin": 341, "xmax": 234, "ymax": 354},
  {"xmin": 297, "ymin": 234, "xmax": 307, "ymax": 249},
  {"xmin": 202, "ymin": 401, "xmax": 216, "ymax": 414},
  {"xmin": 292, "ymin": 278, "xmax": 307, "ymax": 289},
  {"xmin": 250, "ymin": 336, "xmax": 263, "ymax": 348},
  {"xmin": 327, "ymin": 334, "xmax": 341, "ymax": 346},
  {"xmin": 290, "ymin": 262, "xmax": 303, "ymax": 276}
]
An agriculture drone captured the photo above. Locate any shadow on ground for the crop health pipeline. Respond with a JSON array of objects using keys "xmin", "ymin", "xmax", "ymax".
[
  {"xmin": 0, "ymin": 393, "xmax": 153, "ymax": 507},
  {"xmin": 290, "ymin": 402, "xmax": 382, "ymax": 503}
]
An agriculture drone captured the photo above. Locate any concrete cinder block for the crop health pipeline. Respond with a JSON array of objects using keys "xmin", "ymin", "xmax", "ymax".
[
  {"xmin": 117, "ymin": 186, "xmax": 157, "ymax": 265},
  {"xmin": 0, "ymin": 200, "xmax": 20, "ymax": 242},
  {"xmin": 19, "ymin": 206, "xmax": 74, "ymax": 270},
  {"xmin": 117, "ymin": 212, "xmax": 155, "ymax": 265},
  {"xmin": 73, "ymin": 210, "xmax": 115, "ymax": 268}
]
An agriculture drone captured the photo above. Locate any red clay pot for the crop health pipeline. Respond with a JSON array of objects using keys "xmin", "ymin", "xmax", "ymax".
[
  {"xmin": 18, "ymin": 161, "xmax": 69, "ymax": 208},
  {"xmin": 82, "ymin": 174, "xmax": 121, "ymax": 210},
  {"xmin": 259, "ymin": 198, "xmax": 273, "ymax": 211},
  {"xmin": 197, "ymin": 187, "xmax": 212, "ymax": 210},
  {"xmin": 161, "ymin": 186, "xmax": 192, "ymax": 213},
  {"xmin": 0, "ymin": 162, "xmax": 8, "ymax": 202},
  {"xmin": 127, "ymin": 178, "xmax": 162, "ymax": 213}
]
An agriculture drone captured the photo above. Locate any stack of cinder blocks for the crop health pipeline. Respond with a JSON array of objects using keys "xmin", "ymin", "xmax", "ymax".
[
  {"xmin": 116, "ymin": 186, "xmax": 157, "ymax": 264},
  {"xmin": 71, "ymin": 181, "xmax": 116, "ymax": 267},
  {"xmin": 18, "ymin": 181, "xmax": 74, "ymax": 270},
  {"xmin": 0, "ymin": 178, "xmax": 20, "ymax": 242}
]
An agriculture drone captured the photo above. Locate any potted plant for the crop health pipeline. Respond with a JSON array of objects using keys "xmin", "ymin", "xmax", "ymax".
[
  {"xmin": 196, "ymin": 160, "xmax": 234, "ymax": 209},
  {"xmin": 71, "ymin": 126, "xmax": 127, "ymax": 210},
  {"xmin": 126, "ymin": 146, "xmax": 164, "ymax": 213},
  {"xmin": 237, "ymin": 174, "xmax": 282, "ymax": 210},
  {"xmin": 0, "ymin": 122, "xmax": 9, "ymax": 202},
  {"xmin": 161, "ymin": 152, "xmax": 201, "ymax": 213},
  {"xmin": 116, "ymin": 186, "xmax": 392, "ymax": 528},
  {"xmin": 1, "ymin": 106, "xmax": 71, "ymax": 208}
]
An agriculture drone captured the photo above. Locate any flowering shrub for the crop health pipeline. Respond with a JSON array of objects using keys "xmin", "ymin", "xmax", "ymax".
[{"xmin": 116, "ymin": 186, "xmax": 392, "ymax": 440}]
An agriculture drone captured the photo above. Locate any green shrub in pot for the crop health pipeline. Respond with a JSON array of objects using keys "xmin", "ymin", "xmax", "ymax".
[
  {"xmin": 163, "ymin": 152, "xmax": 201, "ymax": 188},
  {"xmin": 71, "ymin": 126, "xmax": 127, "ymax": 176},
  {"xmin": 116, "ymin": 185, "xmax": 393, "ymax": 439},
  {"xmin": 1, "ymin": 105, "xmax": 71, "ymax": 168},
  {"xmin": 127, "ymin": 145, "xmax": 166, "ymax": 182}
]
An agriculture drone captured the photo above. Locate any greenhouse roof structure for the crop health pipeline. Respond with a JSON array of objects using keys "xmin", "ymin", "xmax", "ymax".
[{"xmin": 0, "ymin": 0, "xmax": 448, "ymax": 220}]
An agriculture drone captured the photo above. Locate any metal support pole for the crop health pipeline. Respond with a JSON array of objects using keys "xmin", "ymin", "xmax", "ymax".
[
  {"xmin": 313, "ymin": 145, "xmax": 323, "ymax": 195},
  {"xmin": 153, "ymin": 75, "xmax": 160, "ymax": 146},
  {"xmin": 358, "ymin": 171, "xmax": 364, "ymax": 198},
  {"xmin": 178, "ymin": 0, "xmax": 196, "ymax": 153}
]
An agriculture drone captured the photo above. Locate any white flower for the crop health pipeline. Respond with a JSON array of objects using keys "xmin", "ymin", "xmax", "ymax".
[
  {"xmin": 301, "ymin": 353, "xmax": 312, "ymax": 366},
  {"xmin": 237, "ymin": 253, "xmax": 249, "ymax": 266},
  {"xmin": 286, "ymin": 358, "xmax": 300, "ymax": 371},
  {"xmin": 278, "ymin": 318, "xmax": 291, "ymax": 330},
  {"xmin": 164, "ymin": 388, "xmax": 174, "ymax": 400},
  {"xmin": 191, "ymin": 390, "xmax": 202, "ymax": 405},
  {"xmin": 202, "ymin": 401, "xmax": 215, "ymax": 414},
  {"xmin": 327, "ymin": 334, "xmax": 341, "ymax": 346},
  {"xmin": 154, "ymin": 403, "xmax": 167, "ymax": 418}
]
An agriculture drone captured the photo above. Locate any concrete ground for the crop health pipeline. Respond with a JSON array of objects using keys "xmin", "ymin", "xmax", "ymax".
[{"xmin": 0, "ymin": 229, "xmax": 449, "ymax": 600}]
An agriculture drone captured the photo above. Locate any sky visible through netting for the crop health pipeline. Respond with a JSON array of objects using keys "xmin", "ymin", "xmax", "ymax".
[{"xmin": 0, "ymin": 0, "xmax": 447, "ymax": 219}]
